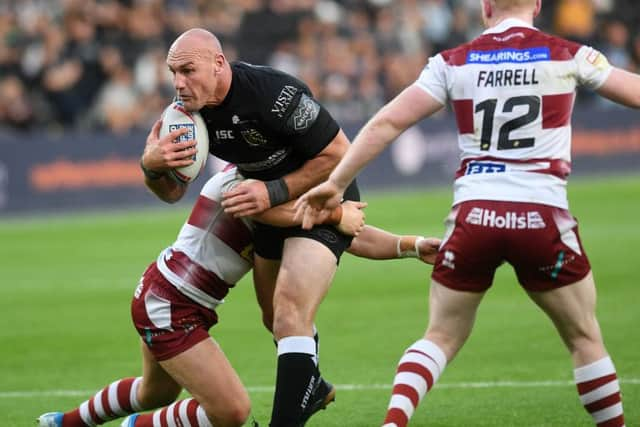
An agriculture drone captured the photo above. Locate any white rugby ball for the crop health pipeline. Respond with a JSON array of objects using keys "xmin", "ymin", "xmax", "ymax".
[{"xmin": 159, "ymin": 101, "xmax": 209, "ymax": 184}]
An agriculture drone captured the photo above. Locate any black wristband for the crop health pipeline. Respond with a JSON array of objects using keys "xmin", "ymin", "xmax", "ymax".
[
  {"xmin": 140, "ymin": 160, "xmax": 164, "ymax": 180},
  {"xmin": 265, "ymin": 178, "xmax": 290, "ymax": 207}
]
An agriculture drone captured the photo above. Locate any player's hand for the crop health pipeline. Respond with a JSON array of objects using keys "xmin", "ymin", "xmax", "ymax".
[
  {"xmin": 141, "ymin": 119, "xmax": 197, "ymax": 171},
  {"xmin": 417, "ymin": 237, "xmax": 441, "ymax": 265},
  {"xmin": 222, "ymin": 179, "xmax": 270, "ymax": 217},
  {"xmin": 294, "ymin": 180, "xmax": 345, "ymax": 230},
  {"xmin": 335, "ymin": 201, "xmax": 367, "ymax": 236}
]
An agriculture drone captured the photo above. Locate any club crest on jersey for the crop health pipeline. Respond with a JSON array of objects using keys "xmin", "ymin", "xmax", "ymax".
[
  {"xmin": 241, "ymin": 128, "xmax": 269, "ymax": 146},
  {"xmin": 232, "ymin": 115, "xmax": 269, "ymax": 146},
  {"xmin": 467, "ymin": 47, "xmax": 550, "ymax": 64}
]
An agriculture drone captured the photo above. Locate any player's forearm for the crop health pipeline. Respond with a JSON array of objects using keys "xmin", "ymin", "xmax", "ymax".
[
  {"xmin": 330, "ymin": 85, "xmax": 443, "ymax": 190},
  {"xmin": 141, "ymin": 161, "xmax": 187, "ymax": 203},
  {"xmin": 330, "ymin": 114, "xmax": 401, "ymax": 190},
  {"xmin": 598, "ymin": 67, "xmax": 640, "ymax": 108},
  {"xmin": 347, "ymin": 226, "xmax": 415, "ymax": 259},
  {"xmin": 347, "ymin": 226, "xmax": 398, "ymax": 259},
  {"xmin": 144, "ymin": 176, "xmax": 187, "ymax": 203}
]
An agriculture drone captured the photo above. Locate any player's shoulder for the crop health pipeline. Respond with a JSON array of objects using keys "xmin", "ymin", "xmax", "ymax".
[
  {"xmin": 439, "ymin": 27, "xmax": 583, "ymax": 66},
  {"xmin": 232, "ymin": 62, "xmax": 310, "ymax": 95},
  {"xmin": 231, "ymin": 61, "xmax": 312, "ymax": 118}
]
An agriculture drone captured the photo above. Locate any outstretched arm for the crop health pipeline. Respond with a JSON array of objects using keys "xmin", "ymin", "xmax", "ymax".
[
  {"xmin": 294, "ymin": 86, "xmax": 444, "ymax": 228},
  {"xmin": 347, "ymin": 225, "xmax": 441, "ymax": 265},
  {"xmin": 597, "ymin": 67, "xmax": 640, "ymax": 108}
]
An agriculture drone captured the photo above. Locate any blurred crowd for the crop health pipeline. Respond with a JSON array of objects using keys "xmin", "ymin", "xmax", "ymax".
[{"xmin": 1, "ymin": 0, "xmax": 640, "ymax": 133}]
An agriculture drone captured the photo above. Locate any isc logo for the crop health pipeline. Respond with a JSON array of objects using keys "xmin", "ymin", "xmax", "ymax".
[{"xmin": 215, "ymin": 129, "xmax": 234, "ymax": 140}]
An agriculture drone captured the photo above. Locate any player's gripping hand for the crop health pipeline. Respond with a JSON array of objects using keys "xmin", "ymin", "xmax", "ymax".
[
  {"xmin": 397, "ymin": 236, "xmax": 441, "ymax": 265},
  {"xmin": 416, "ymin": 237, "xmax": 441, "ymax": 265},
  {"xmin": 335, "ymin": 201, "xmax": 367, "ymax": 236},
  {"xmin": 294, "ymin": 180, "xmax": 345, "ymax": 230},
  {"xmin": 141, "ymin": 119, "xmax": 197, "ymax": 172},
  {"xmin": 222, "ymin": 179, "xmax": 271, "ymax": 217}
]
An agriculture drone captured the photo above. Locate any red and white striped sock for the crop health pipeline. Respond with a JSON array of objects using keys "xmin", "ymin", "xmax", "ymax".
[
  {"xmin": 382, "ymin": 339, "xmax": 447, "ymax": 427},
  {"xmin": 574, "ymin": 356, "xmax": 625, "ymax": 427},
  {"xmin": 132, "ymin": 398, "xmax": 212, "ymax": 427},
  {"xmin": 62, "ymin": 377, "xmax": 142, "ymax": 427}
]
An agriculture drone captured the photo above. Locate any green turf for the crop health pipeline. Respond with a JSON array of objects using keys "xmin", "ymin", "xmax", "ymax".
[{"xmin": 0, "ymin": 175, "xmax": 638, "ymax": 426}]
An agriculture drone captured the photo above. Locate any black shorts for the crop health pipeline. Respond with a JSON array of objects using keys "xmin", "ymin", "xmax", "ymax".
[{"xmin": 254, "ymin": 180, "xmax": 360, "ymax": 262}]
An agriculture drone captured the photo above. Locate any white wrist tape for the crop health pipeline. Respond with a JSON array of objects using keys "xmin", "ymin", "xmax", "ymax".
[{"xmin": 397, "ymin": 236, "xmax": 426, "ymax": 258}]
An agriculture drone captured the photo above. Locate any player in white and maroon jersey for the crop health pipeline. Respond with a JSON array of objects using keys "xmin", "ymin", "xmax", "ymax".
[
  {"xmin": 296, "ymin": 1, "xmax": 639, "ymax": 425},
  {"xmin": 37, "ymin": 165, "xmax": 441, "ymax": 427}
]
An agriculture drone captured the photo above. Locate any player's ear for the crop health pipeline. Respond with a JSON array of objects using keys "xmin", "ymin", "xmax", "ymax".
[
  {"xmin": 481, "ymin": 0, "xmax": 492, "ymax": 22},
  {"xmin": 533, "ymin": 0, "xmax": 541, "ymax": 19},
  {"xmin": 214, "ymin": 52, "xmax": 225, "ymax": 75}
]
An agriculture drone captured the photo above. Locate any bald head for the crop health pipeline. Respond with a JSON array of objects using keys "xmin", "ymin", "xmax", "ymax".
[
  {"xmin": 166, "ymin": 28, "xmax": 232, "ymax": 110},
  {"xmin": 169, "ymin": 28, "xmax": 223, "ymax": 61}
]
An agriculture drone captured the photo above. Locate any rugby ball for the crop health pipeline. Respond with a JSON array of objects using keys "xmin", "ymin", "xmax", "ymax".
[{"xmin": 159, "ymin": 101, "xmax": 209, "ymax": 184}]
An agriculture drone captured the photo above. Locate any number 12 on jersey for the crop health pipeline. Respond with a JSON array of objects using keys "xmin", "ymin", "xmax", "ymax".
[{"xmin": 475, "ymin": 95, "xmax": 541, "ymax": 151}]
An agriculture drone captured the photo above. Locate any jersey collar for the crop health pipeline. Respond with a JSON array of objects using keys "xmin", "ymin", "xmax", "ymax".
[{"xmin": 482, "ymin": 18, "xmax": 537, "ymax": 35}]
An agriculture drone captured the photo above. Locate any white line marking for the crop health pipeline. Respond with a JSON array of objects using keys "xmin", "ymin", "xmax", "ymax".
[{"xmin": 2, "ymin": 379, "xmax": 639, "ymax": 398}]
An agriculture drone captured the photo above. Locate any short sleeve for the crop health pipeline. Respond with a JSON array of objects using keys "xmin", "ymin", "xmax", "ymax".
[
  {"xmin": 574, "ymin": 46, "xmax": 613, "ymax": 90},
  {"xmin": 263, "ymin": 82, "xmax": 339, "ymax": 159},
  {"xmin": 414, "ymin": 54, "xmax": 448, "ymax": 104}
]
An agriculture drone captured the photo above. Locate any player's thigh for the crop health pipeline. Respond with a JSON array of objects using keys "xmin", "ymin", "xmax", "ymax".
[
  {"xmin": 138, "ymin": 340, "xmax": 182, "ymax": 407},
  {"xmin": 527, "ymin": 271, "xmax": 602, "ymax": 341},
  {"xmin": 159, "ymin": 337, "xmax": 250, "ymax": 421},
  {"xmin": 426, "ymin": 279, "xmax": 485, "ymax": 360},
  {"xmin": 253, "ymin": 255, "xmax": 280, "ymax": 331},
  {"xmin": 277, "ymin": 237, "xmax": 337, "ymax": 311}
]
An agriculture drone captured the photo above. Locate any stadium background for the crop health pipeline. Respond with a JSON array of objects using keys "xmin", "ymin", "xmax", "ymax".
[{"xmin": 0, "ymin": 1, "xmax": 638, "ymax": 426}]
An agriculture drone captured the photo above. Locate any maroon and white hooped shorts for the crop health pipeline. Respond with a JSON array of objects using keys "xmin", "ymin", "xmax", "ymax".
[
  {"xmin": 130, "ymin": 263, "xmax": 218, "ymax": 361},
  {"xmin": 431, "ymin": 200, "xmax": 591, "ymax": 293}
]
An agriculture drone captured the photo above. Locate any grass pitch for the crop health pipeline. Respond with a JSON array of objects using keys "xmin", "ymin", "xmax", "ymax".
[{"xmin": 0, "ymin": 174, "xmax": 638, "ymax": 426}]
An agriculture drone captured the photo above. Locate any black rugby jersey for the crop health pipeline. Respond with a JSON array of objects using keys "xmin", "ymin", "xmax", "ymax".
[{"xmin": 199, "ymin": 62, "xmax": 340, "ymax": 181}]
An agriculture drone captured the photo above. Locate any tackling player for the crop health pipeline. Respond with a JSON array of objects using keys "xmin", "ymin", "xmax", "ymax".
[
  {"xmin": 295, "ymin": 0, "xmax": 636, "ymax": 425},
  {"xmin": 37, "ymin": 166, "xmax": 441, "ymax": 427}
]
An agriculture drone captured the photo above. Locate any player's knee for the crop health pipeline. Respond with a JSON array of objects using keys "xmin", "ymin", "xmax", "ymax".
[
  {"xmin": 565, "ymin": 332, "xmax": 605, "ymax": 354},
  {"xmin": 272, "ymin": 303, "xmax": 307, "ymax": 337},
  {"xmin": 424, "ymin": 330, "xmax": 467, "ymax": 361},
  {"xmin": 272, "ymin": 295, "xmax": 303, "ymax": 333},
  {"xmin": 208, "ymin": 397, "xmax": 251, "ymax": 427}
]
